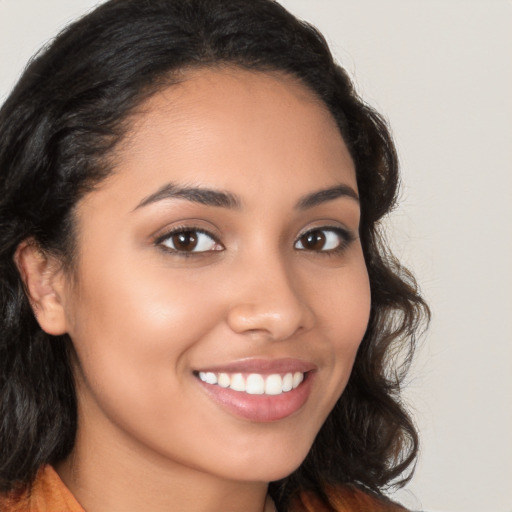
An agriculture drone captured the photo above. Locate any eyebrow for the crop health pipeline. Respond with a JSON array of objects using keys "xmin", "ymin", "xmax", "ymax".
[
  {"xmin": 296, "ymin": 184, "xmax": 359, "ymax": 210},
  {"xmin": 134, "ymin": 182, "xmax": 359, "ymax": 211},
  {"xmin": 135, "ymin": 183, "xmax": 241, "ymax": 210}
]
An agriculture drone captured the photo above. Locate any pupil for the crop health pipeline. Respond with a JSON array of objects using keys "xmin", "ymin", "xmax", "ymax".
[
  {"xmin": 173, "ymin": 231, "xmax": 197, "ymax": 251},
  {"xmin": 304, "ymin": 231, "xmax": 325, "ymax": 250}
]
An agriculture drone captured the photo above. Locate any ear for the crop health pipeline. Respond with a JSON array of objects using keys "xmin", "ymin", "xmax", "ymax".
[{"xmin": 14, "ymin": 239, "xmax": 68, "ymax": 336}]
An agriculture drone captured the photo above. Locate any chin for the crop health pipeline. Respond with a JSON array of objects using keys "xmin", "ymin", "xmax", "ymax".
[{"xmin": 219, "ymin": 445, "xmax": 310, "ymax": 484}]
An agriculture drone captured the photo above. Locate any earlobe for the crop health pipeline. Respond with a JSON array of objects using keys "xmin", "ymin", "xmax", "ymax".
[{"xmin": 14, "ymin": 240, "xmax": 68, "ymax": 336}]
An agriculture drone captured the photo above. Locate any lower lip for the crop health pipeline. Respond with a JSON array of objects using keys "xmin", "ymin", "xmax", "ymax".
[{"xmin": 196, "ymin": 373, "xmax": 315, "ymax": 422}]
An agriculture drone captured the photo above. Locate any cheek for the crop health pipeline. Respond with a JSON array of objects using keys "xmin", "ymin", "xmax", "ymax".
[
  {"xmin": 315, "ymin": 253, "xmax": 371, "ymax": 390},
  {"xmin": 71, "ymin": 248, "xmax": 217, "ymax": 335},
  {"xmin": 317, "ymin": 251, "xmax": 370, "ymax": 334},
  {"xmin": 64, "ymin": 255, "xmax": 234, "ymax": 462},
  {"xmin": 65, "ymin": 252, "xmax": 224, "ymax": 400}
]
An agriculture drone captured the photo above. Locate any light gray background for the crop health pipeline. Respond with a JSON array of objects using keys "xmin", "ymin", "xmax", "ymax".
[{"xmin": 1, "ymin": 1, "xmax": 511, "ymax": 511}]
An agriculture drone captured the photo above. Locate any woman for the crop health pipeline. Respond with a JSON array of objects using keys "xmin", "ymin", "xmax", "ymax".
[{"xmin": 0, "ymin": 1, "xmax": 428, "ymax": 511}]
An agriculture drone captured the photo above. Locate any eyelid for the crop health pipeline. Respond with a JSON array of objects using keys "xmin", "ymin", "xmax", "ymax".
[
  {"xmin": 294, "ymin": 225, "xmax": 356, "ymax": 252},
  {"xmin": 154, "ymin": 225, "xmax": 224, "ymax": 255}
]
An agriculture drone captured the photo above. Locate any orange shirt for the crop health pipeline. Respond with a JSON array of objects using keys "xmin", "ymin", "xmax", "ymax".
[
  {"xmin": 0, "ymin": 466, "xmax": 83, "ymax": 512},
  {"xmin": 0, "ymin": 465, "xmax": 406, "ymax": 512},
  {"xmin": 291, "ymin": 485, "xmax": 407, "ymax": 511}
]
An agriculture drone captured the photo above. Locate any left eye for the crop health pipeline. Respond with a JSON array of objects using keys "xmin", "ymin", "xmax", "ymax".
[
  {"xmin": 294, "ymin": 228, "xmax": 350, "ymax": 252},
  {"xmin": 158, "ymin": 229, "xmax": 222, "ymax": 253}
]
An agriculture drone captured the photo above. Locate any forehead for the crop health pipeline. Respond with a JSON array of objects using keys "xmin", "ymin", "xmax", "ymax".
[{"xmin": 84, "ymin": 67, "xmax": 356, "ymax": 212}]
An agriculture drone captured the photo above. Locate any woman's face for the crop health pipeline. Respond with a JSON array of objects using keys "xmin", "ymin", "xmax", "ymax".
[{"xmin": 58, "ymin": 68, "xmax": 371, "ymax": 483}]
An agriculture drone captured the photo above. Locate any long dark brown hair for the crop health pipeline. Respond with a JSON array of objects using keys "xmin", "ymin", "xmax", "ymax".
[{"xmin": 0, "ymin": 0, "xmax": 429, "ymax": 509}]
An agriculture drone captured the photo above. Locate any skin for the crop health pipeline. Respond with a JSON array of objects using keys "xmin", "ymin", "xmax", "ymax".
[{"xmin": 17, "ymin": 67, "xmax": 371, "ymax": 512}]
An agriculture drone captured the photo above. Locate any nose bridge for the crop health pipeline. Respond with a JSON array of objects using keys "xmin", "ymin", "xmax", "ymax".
[{"xmin": 226, "ymin": 247, "xmax": 313, "ymax": 340}]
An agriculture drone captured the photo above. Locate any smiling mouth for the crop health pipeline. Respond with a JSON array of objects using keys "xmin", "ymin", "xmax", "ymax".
[{"xmin": 196, "ymin": 371, "xmax": 305, "ymax": 396}]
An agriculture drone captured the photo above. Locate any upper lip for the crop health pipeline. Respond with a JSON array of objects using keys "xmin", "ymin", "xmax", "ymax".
[{"xmin": 194, "ymin": 358, "xmax": 317, "ymax": 375}]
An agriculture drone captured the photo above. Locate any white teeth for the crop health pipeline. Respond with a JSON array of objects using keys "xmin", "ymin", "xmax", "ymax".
[
  {"xmin": 230, "ymin": 373, "xmax": 246, "ymax": 392},
  {"xmin": 282, "ymin": 373, "xmax": 293, "ymax": 392},
  {"xmin": 205, "ymin": 372, "xmax": 217, "ymax": 385},
  {"xmin": 265, "ymin": 374, "xmax": 283, "ymax": 395},
  {"xmin": 292, "ymin": 371, "xmax": 304, "ymax": 388},
  {"xmin": 197, "ymin": 370, "xmax": 306, "ymax": 395},
  {"xmin": 246, "ymin": 374, "xmax": 265, "ymax": 394},
  {"xmin": 217, "ymin": 373, "xmax": 230, "ymax": 388}
]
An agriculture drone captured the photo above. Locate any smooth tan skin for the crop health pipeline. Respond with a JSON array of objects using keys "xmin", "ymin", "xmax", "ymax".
[{"xmin": 16, "ymin": 68, "xmax": 371, "ymax": 512}]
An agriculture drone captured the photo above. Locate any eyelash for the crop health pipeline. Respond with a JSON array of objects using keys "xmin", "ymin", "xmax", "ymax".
[
  {"xmin": 155, "ymin": 225, "xmax": 355, "ymax": 257},
  {"xmin": 295, "ymin": 226, "xmax": 355, "ymax": 255},
  {"xmin": 155, "ymin": 226, "xmax": 222, "ymax": 257}
]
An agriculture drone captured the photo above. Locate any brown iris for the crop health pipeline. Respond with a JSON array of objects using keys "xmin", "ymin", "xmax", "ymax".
[
  {"xmin": 299, "ymin": 230, "xmax": 326, "ymax": 250},
  {"xmin": 171, "ymin": 231, "xmax": 198, "ymax": 251}
]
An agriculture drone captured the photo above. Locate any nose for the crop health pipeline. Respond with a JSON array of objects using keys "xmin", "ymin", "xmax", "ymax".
[{"xmin": 226, "ymin": 255, "xmax": 314, "ymax": 342}]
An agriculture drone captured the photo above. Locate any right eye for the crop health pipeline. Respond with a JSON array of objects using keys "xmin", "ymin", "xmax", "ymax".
[{"xmin": 157, "ymin": 228, "xmax": 223, "ymax": 254}]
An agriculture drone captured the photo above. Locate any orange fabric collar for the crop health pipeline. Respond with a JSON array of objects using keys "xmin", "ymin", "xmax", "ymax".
[{"xmin": 0, "ymin": 465, "xmax": 84, "ymax": 512}]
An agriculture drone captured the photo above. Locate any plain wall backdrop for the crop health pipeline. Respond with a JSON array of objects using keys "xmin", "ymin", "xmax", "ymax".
[{"xmin": 1, "ymin": 1, "xmax": 511, "ymax": 511}]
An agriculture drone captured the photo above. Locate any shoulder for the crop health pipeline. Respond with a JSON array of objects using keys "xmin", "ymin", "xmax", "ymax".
[
  {"xmin": 0, "ymin": 466, "xmax": 84, "ymax": 512},
  {"xmin": 0, "ymin": 487, "xmax": 30, "ymax": 512},
  {"xmin": 291, "ymin": 484, "xmax": 408, "ymax": 512}
]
